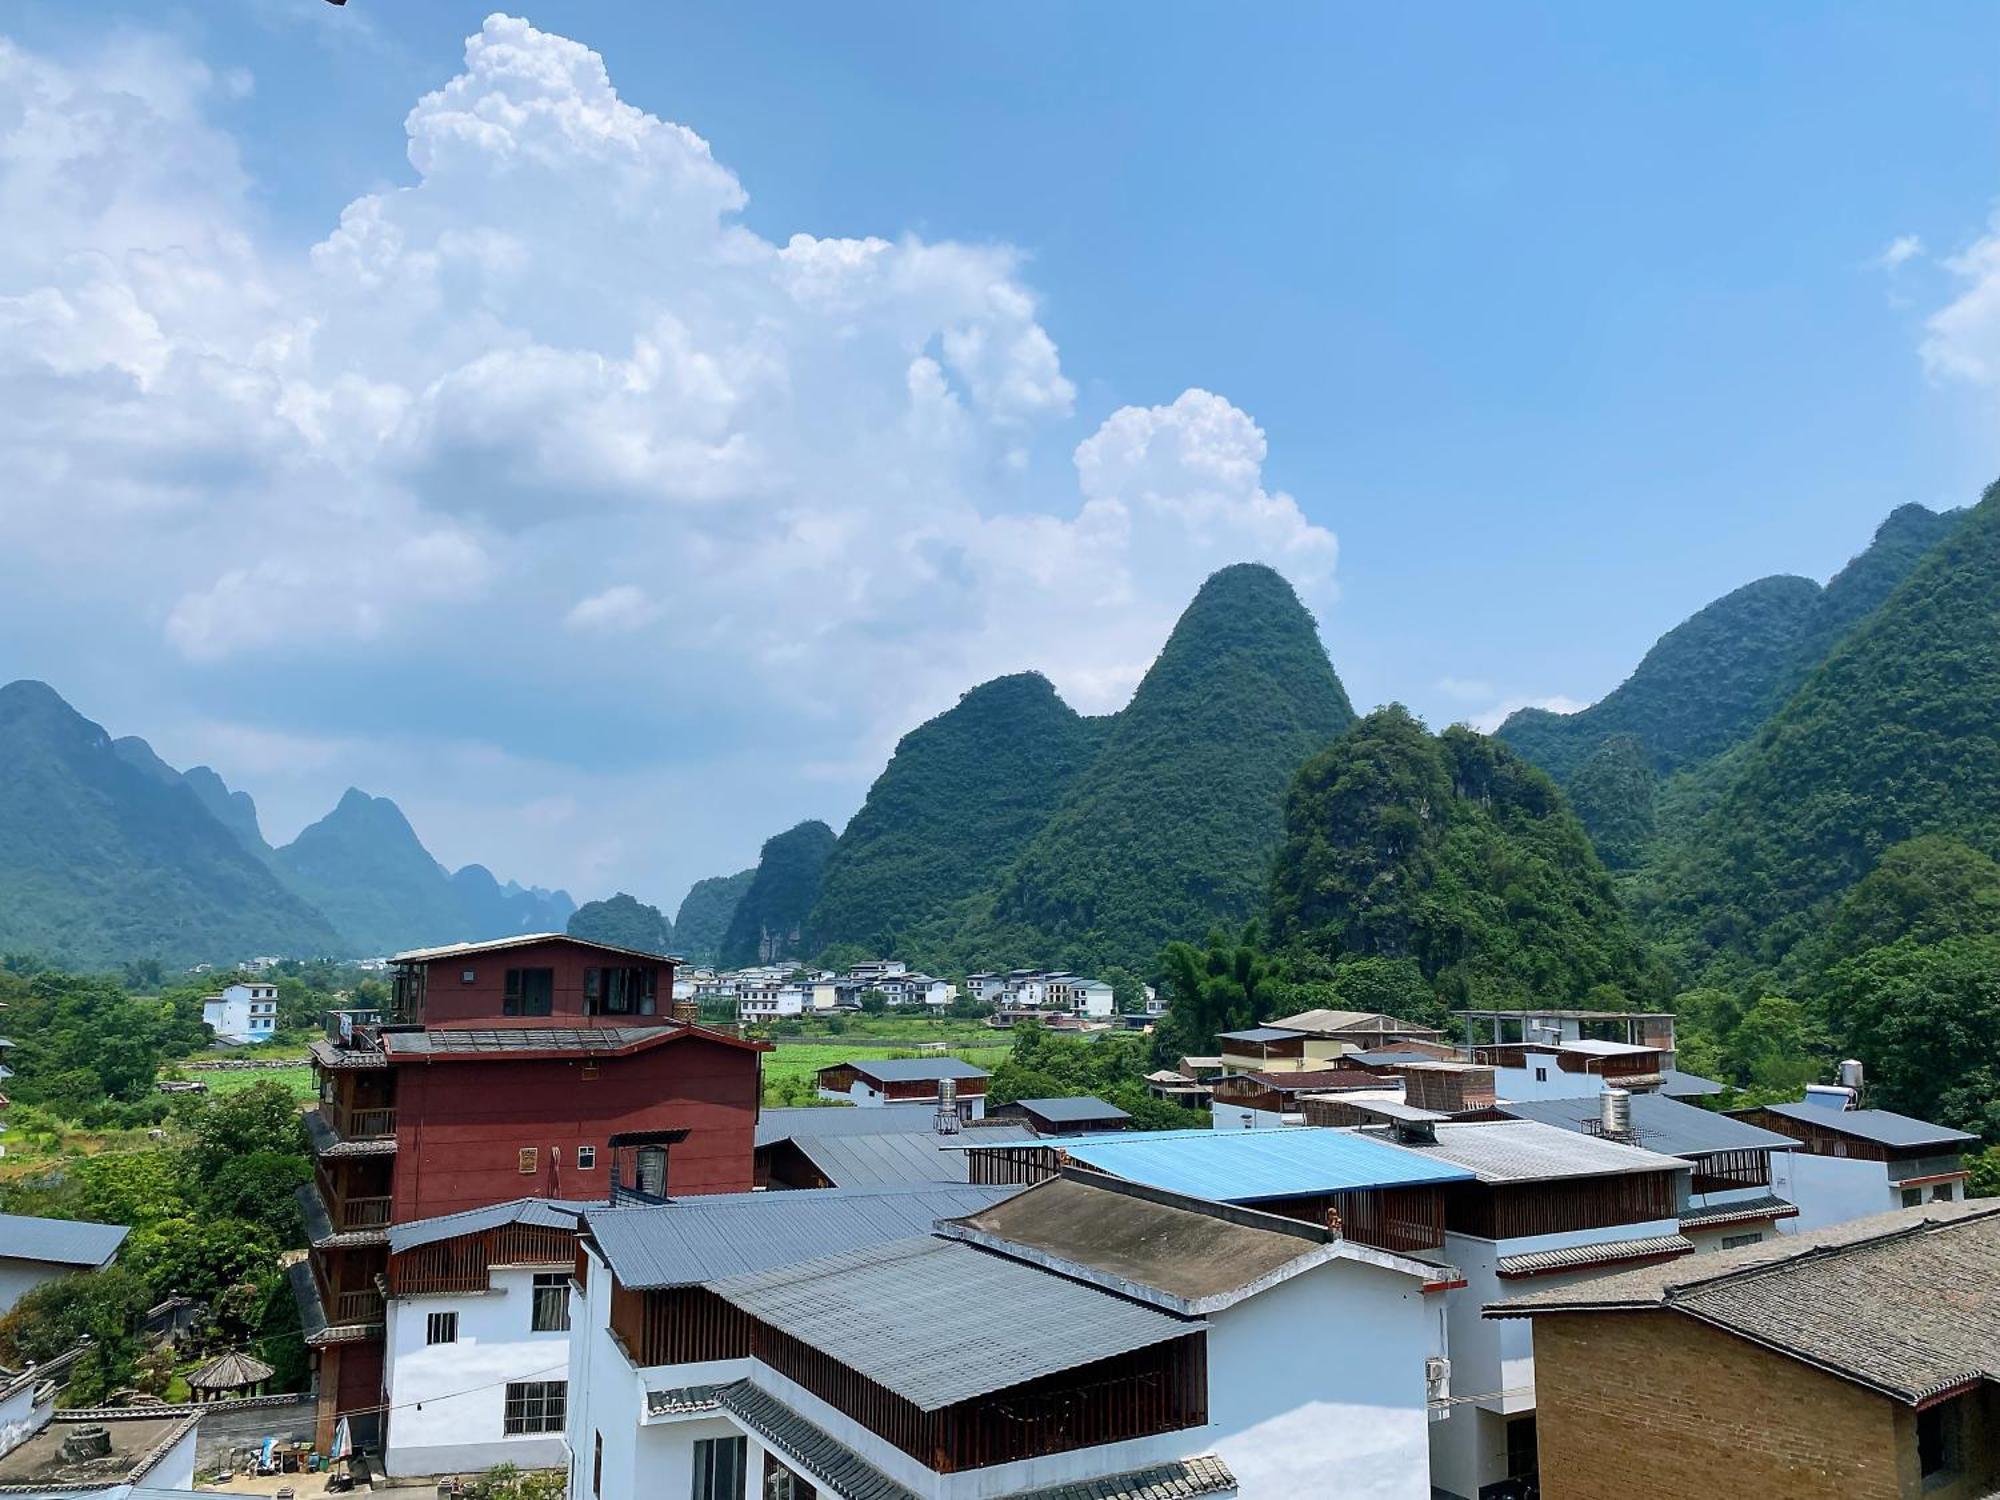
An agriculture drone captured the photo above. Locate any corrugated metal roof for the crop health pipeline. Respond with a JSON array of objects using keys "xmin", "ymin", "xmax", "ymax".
[
  {"xmin": 1495, "ymin": 1233, "xmax": 1694, "ymax": 1278},
  {"xmin": 1759, "ymin": 1102, "xmax": 1980, "ymax": 1149},
  {"xmin": 1660, "ymin": 1069, "xmax": 1725, "ymax": 1097},
  {"xmin": 712, "ymin": 1237, "xmax": 1199, "ymax": 1411},
  {"xmin": 388, "ymin": 1196, "xmax": 597, "ymax": 1253},
  {"xmin": 1216, "ymin": 1027, "xmax": 1301, "ymax": 1043},
  {"xmin": 1014, "ymin": 1096, "xmax": 1131, "ymax": 1123},
  {"xmin": 1499, "ymin": 1094, "xmax": 1801, "ymax": 1158},
  {"xmin": 788, "ymin": 1133, "xmax": 981, "ymax": 1189},
  {"xmin": 1030, "ymin": 1126, "xmax": 1474, "ymax": 1202},
  {"xmin": 392, "ymin": 932, "xmax": 679, "ymax": 964},
  {"xmin": 586, "ymin": 1183, "xmax": 1018, "ymax": 1288},
  {"xmin": 755, "ymin": 1107, "xmax": 1032, "ymax": 1148},
  {"xmin": 1373, "ymin": 1119, "xmax": 1691, "ymax": 1184},
  {"xmin": 1347, "ymin": 1049, "xmax": 1439, "ymax": 1067},
  {"xmin": 836, "ymin": 1058, "xmax": 989, "ymax": 1084},
  {"xmin": 0, "ymin": 1212, "xmax": 128, "ymax": 1268}
]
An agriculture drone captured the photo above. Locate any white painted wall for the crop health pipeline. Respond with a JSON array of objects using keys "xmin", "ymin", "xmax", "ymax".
[
  {"xmin": 1424, "ymin": 1218, "xmax": 1678, "ymax": 1500},
  {"xmin": 0, "ymin": 1378, "xmax": 48, "ymax": 1457},
  {"xmin": 1205, "ymin": 1256, "xmax": 1433, "ymax": 1499},
  {"xmin": 1490, "ymin": 1061, "xmax": 1608, "ymax": 1103},
  {"xmin": 1774, "ymin": 1151, "xmax": 1909, "ymax": 1233},
  {"xmin": 384, "ymin": 1266, "xmax": 576, "ymax": 1476},
  {"xmin": 144, "ymin": 1422, "xmax": 199, "ymax": 1490},
  {"xmin": 0, "ymin": 1257, "xmax": 85, "ymax": 1317},
  {"xmin": 202, "ymin": 983, "xmax": 280, "ymax": 1044},
  {"xmin": 817, "ymin": 1080, "xmax": 986, "ymax": 1119}
]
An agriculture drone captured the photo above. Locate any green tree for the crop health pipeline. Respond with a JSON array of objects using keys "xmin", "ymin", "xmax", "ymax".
[
  {"xmin": 1818, "ymin": 935, "xmax": 2000, "ymax": 1136},
  {"xmin": 1152, "ymin": 927, "xmax": 1283, "ymax": 1064},
  {"xmin": 0, "ymin": 1266, "xmax": 152, "ymax": 1403}
]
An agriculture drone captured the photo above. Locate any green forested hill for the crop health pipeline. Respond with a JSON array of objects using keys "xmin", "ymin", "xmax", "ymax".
[
  {"xmin": 274, "ymin": 790, "xmax": 468, "ymax": 956},
  {"xmin": 981, "ymin": 564, "xmax": 1356, "ymax": 972},
  {"xmin": 1499, "ymin": 505, "xmax": 1961, "ymax": 863},
  {"xmin": 1268, "ymin": 706, "xmax": 1657, "ymax": 1007},
  {"xmin": 675, "ymin": 870, "xmax": 753, "ymax": 966},
  {"xmin": 808, "ymin": 673, "xmax": 1103, "ymax": 956},
  {"xmin": 0, "ymin": 682, "xmax": 343, "ymax": 967},
  {"xmin": 568, "ymin": 892, "xmax": 675, "ymax": 954},
  {"xmin": 718, "ymin": 821, "xmax": 837, "ymax": 967},
  {"xmin": 181, "ymin": 765, "xmax": 271, "ymax": 857},
  {"xmin": 1647, "ymin": 485, "xmax": 2000, "ymax": 967}
]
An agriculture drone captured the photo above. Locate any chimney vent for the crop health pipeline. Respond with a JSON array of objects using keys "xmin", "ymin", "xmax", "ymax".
[{"xmin": 60, "ymin": 1426, "xmax": 113, "ymax": 1464}]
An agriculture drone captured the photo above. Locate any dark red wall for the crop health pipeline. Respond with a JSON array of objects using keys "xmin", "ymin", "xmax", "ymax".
[
  {"xmin": 387, "ymin": 1031, "xmax": 759, "ymax": 1220},
  {"xmin": 413, "ymin": 939, "xmax": 676, "ymax": 1028}
]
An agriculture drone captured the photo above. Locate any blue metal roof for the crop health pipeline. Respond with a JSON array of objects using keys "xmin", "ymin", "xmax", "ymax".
[
  {"xmin": 1020, "ymin": 1126, "xmax": 1474, "ymax": 1202},
  {"xmin": 0, "ymin": 1212, "xmax": 128, "ymax": 1267}
]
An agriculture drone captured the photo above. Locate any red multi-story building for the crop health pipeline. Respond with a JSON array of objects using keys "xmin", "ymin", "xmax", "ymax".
[{"xmin": 297, "ymin": 933, "xmax": 767, "ymax": 1452}]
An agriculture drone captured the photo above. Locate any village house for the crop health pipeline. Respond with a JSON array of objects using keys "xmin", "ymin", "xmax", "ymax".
[
  {"xmin": 297, "ymin": 932, "xmax": 767, "ymax": 1458},
  {"xmin": 1499, "ymin": 1090, "xmax": 1804, "ymax": 1252},
  {"xmin": 565, "ymin": 1170, "xmax": 1446, "ymax": 1499},
  {"xmin": 986, "ymin": 1096, "xmax": 1132, "ymax": 1136},
  {"xmin": 0, "ymin": 1399, "xmax": 199, "ymax": 1493},
  {"xmin": 753, "ymin": 1106, "xmax": 1035, "ymax": 1191},
  {"xmin": 1730, "ymin": 1093, "xmax": 1978, "ymax": 1231},
  {"xmin": 0, "ymin": 1213, "xmax": 128, "ymax": 1315},
  {"xmin": 813, "ymin": 1057, "xmax": 988, "ymax": 1118},
  {"xmin": 1491, "ymin": 1202, "xmax": 2000, "ymax": 1500},
  {"xmin": 1261, "ymin": 1009, "xmax": 1447, "ymax": 1064},
  {"xmin": 201, "ymin": 980, "xmax": 281, "ymax": 1044}
]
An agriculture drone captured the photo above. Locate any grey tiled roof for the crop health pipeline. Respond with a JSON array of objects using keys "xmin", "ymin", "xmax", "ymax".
[
  {"xmin": 388, "ymin": 1195, "xmax": 598, "ymax": 1253},
  {"xmin": 1373, "ymin": 1119, "xmax": 1690, "ymax": 1184},
  {"xmin": 1679, "ymin": 1194, "xmax": 1800, "ymax": 1231},
  {"xmin": 1495, "ymin": 1233, "xmax": 1694, "ymax": 1279},
  {"xmin": 1000, "ymin": 1455, "xmax": 1238, "ymax": 1499},
  {"xmin": 1489, "ymin": 1201, "xmax": 2000, "ymax": 1404},
  {"xmin": 303, "ymin": 1109, "xmax": 397, "ymax": 1159},
  {"xmin": 717, "ymin": 1381, "xmax": 918, "ymax": 1500},
  {"xmin": 1499, "ymin": 1093, "xmax": 1800, "ymax": 1159},
  {"xmin": 712, "ymin": 1236, "xmax": 1200, "ymax": 1411},
  {"xmin": 586, "ymin": 1183, "xmax": 1017, "ymax": 1289},
  {"xmin": 308, "ymin": 1037, "xmax": 388, "ymax": 1070},
  {"xmin": 295, "ymin": 1183, "xmax": 387, "ymax": 1250},
  {"xmin": 1757, "ymin": 1102, "xmax": 1979, "ymax": 1150},
  {"xmin": 645, "ymin": 1384, "xmax": 723, "ymax": 1417},
  {"xmin": 0, "ymin": 1212, "xmax": 127, "ymax": 1268}
]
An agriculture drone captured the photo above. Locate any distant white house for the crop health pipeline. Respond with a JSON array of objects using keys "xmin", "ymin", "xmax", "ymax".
[{"xmin": 202, "ymin": 981, "xmax": 280, "ymax": 1044}]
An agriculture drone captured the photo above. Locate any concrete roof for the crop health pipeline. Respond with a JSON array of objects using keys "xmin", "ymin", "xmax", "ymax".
[
  {"xmin": 1000, "ymin": 1126, "xmax": 1474, "ymax": 1202},
  {"xmin": 0, "ymin": 1212, "xmax": 128, "ymax": 1268},
  {"xmin": 585, "ymin": 1182, "xmax": 1016, "ymax": 1289},
  {"xmin": 1491, "ymin": 1202, "xmax": 2000, "ymax": 1406},
  {"xmin": 712, "ymin": 1236, "xmax": 1199, "ymax": 1411},
  {"xmin": 1372, "ymin": 1119, "xmax": 1690, "ymax": 1184},
  {"xmin": 1498, "ymin": 1094, "xmax": 1801, "ymax": 1159},
  {"xmin": 0, "ymin": 1409, "xmax": 200, "ymax": 1492},
  {"xmin": 938, "ymin": 1172, "xmax": 1431, "ymax": 1314},
  {"xmin": 1753, "ymin": 1102, "xmax": 1979, "ymax": 1150}
]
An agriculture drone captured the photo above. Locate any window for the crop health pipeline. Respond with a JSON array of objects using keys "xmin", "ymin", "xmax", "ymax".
[
  {"xmin": 1534, "ymin": 1067, "xmax": 1548, "ymax": 1083},
  {"xmin": 1919, "ymin": 1396, "xmax": 1962, "ymax": 1484},
  {"xmin": 1720, "ymin": 1233, "xmax": 1762, "ymax": 1250},
  {"xmin": 761, "ymin": 1452, "xmax": 815, "ymax": 1500},
  {"xmin": 519, "ymin": 1147, "xmax": 539, "ymax": 1175},
  {"xmin": 462, "ymin": 968, "xmax": 477, "ymax": 984},
  {"xmin": 690, "ymin": 1437, "xmax": 746, "ymax": 1500},
  {"xmin": 504, "ymin": 968, "xmax": 554, "ymax": 1017},
  {"xmin": 426, "ymin": 1310, "xmax": 458, "ymax": 1345},
  {"xmin": 1903, "ymin": 1187, "xmax": 1924, "ymax": 1209},
  {"xmin": 635, "ymin": 1145, "xmax": 668, "ymax": 1197},
  {"xmin": 576, "ymin": 1146, "xmax": 597, "ymax": 1170},
  {"xmin": 592, "ymin": 1433, "xmax": 602, "ymax": 1498},
  {"xmin": 502, "ymin": 1380, "xmax": 566, "ymax": 1435},
  {"xmin": 586, "ymin": 966, "xmax": 657, "ymax": 1017},
  {"xmin": 1932, "ymin": 1182, "xmax": 1955, "ymax": 1203},
  {"xmin": 531, "ymin": 1272, "xmax": 570, "ymax": 1332}
]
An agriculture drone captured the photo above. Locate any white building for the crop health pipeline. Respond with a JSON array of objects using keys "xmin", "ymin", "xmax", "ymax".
[
  {"xmin": 567, "ymin": 1173, "xmax": 1445, "ymax": 1500},
  {"xmin": 201, "ymin": 980, "xmax": 281, "ymax": 1044},
  {"xmin": 0, "ymin": 1212, "xmax": 129, "ymax": 1315},
  {"xmin": 380, "ymin": 1199, "xmax": 592, "ymax": 1477},
  {"xmin": 1733, "ymin": 1098, "xmax": 1979, "ymax": 1233},
  {"xmin": 814, "ymin": 1058, "xmax": 989, "ymax": 1119},
  {"xmin": 736, "ymin": 985, "xmax": 807, "ymax": 1023}
]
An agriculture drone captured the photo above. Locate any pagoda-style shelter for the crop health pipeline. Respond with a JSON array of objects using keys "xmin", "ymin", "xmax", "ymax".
[{"xmin": 185, "ymin": 1350, "xmax": 275, "ymax": 1402}]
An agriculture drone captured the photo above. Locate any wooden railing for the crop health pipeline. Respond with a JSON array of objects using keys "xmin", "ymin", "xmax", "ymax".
[
  {"xmin": 336, "ymin": 1194, "xmax": 393, "ymax": 1231},
  {"xmin": 333, "ymin": 1287, "xmax": 384, "ymax": 1324},
  {"xmin": 323, "ymin": 1100, "xmax": 397, "ymax": 1141}
]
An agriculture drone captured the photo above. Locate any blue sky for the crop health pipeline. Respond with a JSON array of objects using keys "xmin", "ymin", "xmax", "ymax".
[{"xmin": 4, "ymin": 2, "xmax": 2000, "ymax": 912}]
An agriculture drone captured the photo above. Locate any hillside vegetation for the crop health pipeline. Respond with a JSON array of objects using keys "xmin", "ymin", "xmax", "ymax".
[
  {"xmin": 568, "ymin": 892, "xmax": 675, "ymax": 954},
  {"xmin": 719, "ymin": 821, "xmax": 838, "ymax": 967}
]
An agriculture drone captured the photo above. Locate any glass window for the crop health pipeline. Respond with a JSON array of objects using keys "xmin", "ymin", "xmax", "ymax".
[
  {"xmin": 502, "ymin": 1380, "xmax": 566, "ymax": 1435},
  {"xmin": 426, "ymin": 1311, "xmax": 458, "ymax": 1345},
  {"xmin": 1903, "ymin": 1187, "xmax": 1924, "ymax": 1209},
  {"xmin": 576, "ymin": 1146, "xmax": 597, "ymax": 1170},
  {"xmin": 504, "ymin": 968, "xmax": 555, "ymax": 1017},
  {"xmin": 1932, "ymin": 1183, "xmax": 1955, "ymax": 1203},
  {"xmin": 691, "ymin": 1437, "xmax": 746, "ymax": 1500},
  {"xmin": 636, "ymin": 1145, "xmax": 668, "ymax": 1197},
  {"xmin": 586, "ymin": 966, "xmax": 657, "ymax": 1017},
  {"xmin": 531, "ymin": 1272, "xmax": 570, "ymax": 1332}
]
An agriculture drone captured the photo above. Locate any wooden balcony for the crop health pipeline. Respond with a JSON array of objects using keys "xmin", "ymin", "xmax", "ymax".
[
  {"xmin": 321, "ymin": 1100, "xmax": 398, "ymax": 1142},
  {"xmin": 333, "ymin": 1287, "xmax": 385, "ymax": 1324},
  {"xmin": 336, "ymin": 1194, "xmax": 393, "ymax": 1230}
]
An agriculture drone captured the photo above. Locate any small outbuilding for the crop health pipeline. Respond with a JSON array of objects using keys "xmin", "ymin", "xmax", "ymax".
[{"xmin": 988, "ymin": 1095, "xmax": 1133, "ymax": 1136}]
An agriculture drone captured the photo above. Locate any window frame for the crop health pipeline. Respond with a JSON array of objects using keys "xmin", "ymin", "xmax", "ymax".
[
  {"xmin": 426, "ymin": 1310, "xmax": 459, "ymax": 1345},
  {"xmin": 501, "ymin": 1379, "xmax": 567, "ymax": 1436},
  {"xmin": 504, "ymin": 967, "xmax": 555, "ymax": 1017},
  {"xmin": 690, "ymin": 1436, "xmax": 746, "ymax": 1500},
  {"xmin": 576, "ymin": 1145, "xmax": 597, "ymax": 1170},
  {"xmin": 530, "ymin": 1271, "xmax": 571, "ymax": 1333}
]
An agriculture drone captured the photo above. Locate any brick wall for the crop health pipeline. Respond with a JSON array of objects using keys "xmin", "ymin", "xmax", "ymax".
[{"xmin": 1532, "ymin": 1312, "xmax": 1909, "ymax": 1499}]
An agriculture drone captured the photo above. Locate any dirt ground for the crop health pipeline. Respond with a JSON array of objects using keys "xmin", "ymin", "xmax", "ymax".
[{"xmin": 200, "ymin": 1471, "xmax": 341, "ymax": 1496}]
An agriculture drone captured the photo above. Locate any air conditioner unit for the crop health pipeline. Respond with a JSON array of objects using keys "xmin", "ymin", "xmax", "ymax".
[{"xmin": 1425, "ymin": 1355, "xmax": 1451, "ymax": 1405}]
